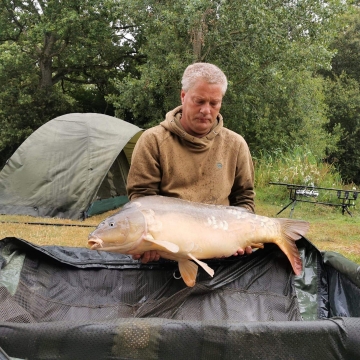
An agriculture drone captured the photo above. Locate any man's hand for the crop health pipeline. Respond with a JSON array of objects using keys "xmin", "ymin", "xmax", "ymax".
[
  {"xmin": 215, "ymin": 246, "xmax": 253, "ymax": 259},
  {"xmin": 134, "ymin": 246, "xmax": 253, "ymax": 263},
  {"xmin": 132, "ymin": 250, "xmax": 161, "ymax": 263},
  {"xmin": 233, "ymin": 246, "xmax": 253, "ymax": 256}
]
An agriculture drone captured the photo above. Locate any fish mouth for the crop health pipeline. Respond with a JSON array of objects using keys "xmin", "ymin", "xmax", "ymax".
[{"xmin": 88, "ymin": 237, "xmax": 104, "ymax": 250}]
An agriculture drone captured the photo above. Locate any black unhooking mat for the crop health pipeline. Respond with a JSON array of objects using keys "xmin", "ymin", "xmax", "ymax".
[{"xmin": 0, "ymin": 236, "xmax": 359, "ymax": 359}]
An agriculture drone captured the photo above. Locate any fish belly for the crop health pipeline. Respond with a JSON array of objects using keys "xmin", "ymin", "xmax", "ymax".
[{"xmin": 144, "ymin": 211, "xmax": 277, "ymax": 260}]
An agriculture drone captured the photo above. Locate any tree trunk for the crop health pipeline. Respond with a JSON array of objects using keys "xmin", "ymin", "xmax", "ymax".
[
  {"xmin": 39, "ymin": 33, "xmax": 56, "ymax": 89},
  {"xmin": 192, "ymin": 27, "xmax": 203, "ymax": 62},
  {"xmin": 191, "ymin": 9, "xmax": 213, "ymax": 62}
]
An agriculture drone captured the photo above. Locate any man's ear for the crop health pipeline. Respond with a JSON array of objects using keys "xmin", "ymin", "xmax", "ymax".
[{"xmin": 180, "ymin": 89, "xmax": 186, "ymax": 104}]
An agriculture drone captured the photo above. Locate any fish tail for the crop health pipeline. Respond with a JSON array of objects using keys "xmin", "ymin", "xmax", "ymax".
[{"xmin": 275, "ymin": 218, "xmax": 310, "ymax": 275}]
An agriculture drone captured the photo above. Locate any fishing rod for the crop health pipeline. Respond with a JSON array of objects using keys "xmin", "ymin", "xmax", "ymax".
[
  {"xmin": 269, "ymin": 181, "xmax": 358, "ymax": 195},
  {"xmin": 0, "ymin": 220, "xmax": 96, "ymax": 228},
  {"xmin": 269, "ymin": 182, "xmax": 358, "ymax": 217}
]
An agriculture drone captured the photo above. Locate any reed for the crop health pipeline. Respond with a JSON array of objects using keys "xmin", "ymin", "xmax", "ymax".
[{"xmin": 255, "ymin": 146, "xmax": 356, "ymax": 203}]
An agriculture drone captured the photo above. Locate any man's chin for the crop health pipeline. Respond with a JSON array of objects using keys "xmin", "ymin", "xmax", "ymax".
[{"xmin": 193, "ymin": 128, "xmax": 212, "ymax": 137}]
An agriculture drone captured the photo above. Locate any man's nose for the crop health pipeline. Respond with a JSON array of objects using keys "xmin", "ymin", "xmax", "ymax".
[{"xmin": 200, "ymin": 103, "xmax": 211, "ymax": 114}]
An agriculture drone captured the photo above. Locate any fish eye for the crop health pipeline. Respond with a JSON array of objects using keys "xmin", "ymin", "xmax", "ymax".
[{"xmin": 109, "ymin": 222, "xmax": 115, "ymax": 227}]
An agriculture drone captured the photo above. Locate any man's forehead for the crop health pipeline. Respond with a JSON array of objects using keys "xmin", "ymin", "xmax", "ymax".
[
  {"xmin": 191, "ymin": 92, "xmax": 222, "ymax": 101},
  {"xmin": 189, "ymin": 84, "xmax": 222, "ymax": 96}
]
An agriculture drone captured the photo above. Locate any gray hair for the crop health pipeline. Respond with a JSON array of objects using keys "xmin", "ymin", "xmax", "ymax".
[{"xmin": 181, "ymin": 63, "xmax": 228, "ymax": 95}]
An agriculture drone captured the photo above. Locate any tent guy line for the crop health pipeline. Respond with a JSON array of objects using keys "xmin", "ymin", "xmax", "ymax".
[{"xmin": 0, "ymin": 220, "xmax": 96, "ymax": 228}]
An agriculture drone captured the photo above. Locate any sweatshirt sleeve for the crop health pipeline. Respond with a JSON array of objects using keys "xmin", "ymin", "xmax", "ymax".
[
  {"xmin": 126, "ymin": 130, "xmax": 161, "ymax": 200},
  {"xmin": 229, "ymin": 139, "xmax": 255, "ymax": 213}
]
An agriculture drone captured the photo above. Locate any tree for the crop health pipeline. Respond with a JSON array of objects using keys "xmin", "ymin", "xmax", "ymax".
[
  {"xmin": 0, "ymin": 40, "xmax": 77, "ymax": 163},
  {"xmin": 109, "ymin": 0, "xmax": 347, "ymax": 159},
  {"xmin": 0, "ymin": 0, "xmax": 351, "ymax": 169},
  {"xmin": 0, "ymin": 0, "xmax": 146, "ymax": 166},
  {"xmin": 0, "ymin": 0, "xmax": 145, "ymax": 91},
  {"xmin": 323, "ymin": 74, "xmax": 360, "ymax": 184},
  {"xmin": 321, "ymin": 7, "xmax": 360, "ymax": 183},
  {"xmin": 330, "ymin": 6, "xmax": 360, "ymax": 82}
]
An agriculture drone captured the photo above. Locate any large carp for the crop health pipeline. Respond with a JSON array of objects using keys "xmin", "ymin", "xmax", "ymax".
[{"xmin": 88, "ymin": 195, "xmax": 309, "ymax": 287}]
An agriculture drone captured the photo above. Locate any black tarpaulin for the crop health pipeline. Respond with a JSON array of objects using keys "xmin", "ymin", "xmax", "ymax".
[{"xmin": 0, "ymin": 236, "xmax": 359, "ymax": 359}]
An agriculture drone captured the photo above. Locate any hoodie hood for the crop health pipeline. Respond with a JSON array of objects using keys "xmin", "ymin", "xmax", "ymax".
[{"xmin": 160, "ymin": 105, "xmax": 223, "ymax": 151}]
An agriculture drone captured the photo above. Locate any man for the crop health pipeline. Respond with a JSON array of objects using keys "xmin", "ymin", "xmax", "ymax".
[{"xmin": 127, "ymin": 62, "xmax": 255, "ymax": 263}]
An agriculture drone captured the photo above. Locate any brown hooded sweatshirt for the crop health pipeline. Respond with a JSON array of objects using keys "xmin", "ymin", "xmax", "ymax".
[{"xmin": 126, "ymin": 106, "xmax": 255, "ymax": 212}]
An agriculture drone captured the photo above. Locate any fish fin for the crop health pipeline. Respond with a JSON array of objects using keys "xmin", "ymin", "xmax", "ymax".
[
  {"xmin": 143, "ymin": 234, "xmax": 179, "ymax": 253},
  {"xmin": 250, "ymin": 243, "xmax": 264, "ymax": 249},
  {"xmin": 278, "ymin": 218, "xmax": 310, "ymax": 240},
  {"xmin": 178, "ymin": 260, "xmax": 198, "ymax": 287},
  {"xmin": 276, "ymin": 219, "xmax": 310, "ymax": 275},
  {"xmin": 187, "ymin": 253, "xmax": 215, "ymax": 278}
]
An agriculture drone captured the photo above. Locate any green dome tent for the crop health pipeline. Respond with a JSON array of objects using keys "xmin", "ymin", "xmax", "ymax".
[{"xmin": 0, "ymin": 113, "xmax": 143, "ymax": 220}]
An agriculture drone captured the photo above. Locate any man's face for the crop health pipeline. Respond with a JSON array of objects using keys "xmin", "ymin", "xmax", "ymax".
[{"xmin": 180, "ymin": 80, "xmax": 223, "ymax": 138}]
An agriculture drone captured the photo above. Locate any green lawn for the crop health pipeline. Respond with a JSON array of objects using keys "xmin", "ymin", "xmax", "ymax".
[{"xmin": 0, "ymin": 193, "xmax": 359, "ymax": 264}]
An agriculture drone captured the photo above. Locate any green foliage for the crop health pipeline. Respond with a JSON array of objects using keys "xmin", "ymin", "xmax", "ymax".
[
  {"xmin": 323, "ymin": 73, "xmax": 360, "ymax": 183},
  {"xmin": 110, "ymin": 0, "xmax": 347, "ymax": 161},
  {"xmin": 255, "ymin": 146, "xmax": 345, "ymax": 202},
  {"xmin": 226, "ymin": 71, "xmax": 339, "ymax": 160},
  {"xmin": 0, "ymin": 40, "xmax": 77, "ymax": 165},
  {"xmin": 109, "ymin": 2, "xmax": 193, "ymax": 125},
  {"xmin": 0, "ymin": 0, "xmax": 146, "ymax": 166},
  {"xmin": 321, "ymin": 7, "xmax": 360, "ymax": 184},
  {"xmin": 0, "ymin": 0, "xmax": 359, "ymax": 183},
  {"xmin": 0, "ymin": 0, "xmax": 142, "ymax": 89},
  {"xmin": 331, "ymin": 6, "xmax": 360, "ymax": 82},
  {"xmin": 0, "ymin": 85, "xmax": 77, "ymax": 165}
]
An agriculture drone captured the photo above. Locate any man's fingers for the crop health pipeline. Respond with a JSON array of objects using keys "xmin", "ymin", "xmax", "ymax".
[
  {"xmin": 141, "ymin": 251, "xmax": 151, "ymax": 263},
  {"xmin": 137, "ymin": 246, "xmax": 252, "ymax": 262},
  {"xmin": 134, "ymin": 250, "xmax": 160, "ymax": 263},
  {"xmin": 233, "ymin": 248, "xmax": 244, "ymax": 256},
  {"xmin": 245, "ymin": 246, "xmax": 253, "ymax": 255},
  {"xmin": 147, "ymin": 250, "xmax": 158, "ymax": 262},
  {"xmin": 233, "ymin": 246, "xmax": 253, "ymax": 256}
]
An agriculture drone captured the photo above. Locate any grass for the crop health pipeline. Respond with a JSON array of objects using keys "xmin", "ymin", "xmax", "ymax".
[
  {"xmin": 253, "ymin": 146, "xmax": 360, "ymax": 264},
  {"xmin": 255, "ymin": 193, "xmax": 360, "ymax": 265},
  {"xmin": 0, "ymin": 146, "xmax": 358, "ymax": 264},
  {"xmin": 0, "ymin": 212, "xmax": 108, "ymax": 248},
  {"xmin": 0, "ymin": 191, "xmax": 359, "ymax": 265}
]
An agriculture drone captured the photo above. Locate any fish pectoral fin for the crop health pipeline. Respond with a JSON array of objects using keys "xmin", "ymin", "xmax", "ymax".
[
  {"xmin": 250, "ymin": 242, "xmax": 264, "ymax": 249},
  {"xmin": 178, "ymin": 260, "xmax": 198, "ymax": 287},
  {"xmin": 143, "ymin": 234, "xmax": 179, "ymax": 253},
  {"xmin": 187, "ymin": 253, "xmax": 215, "ymax": 278}
]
